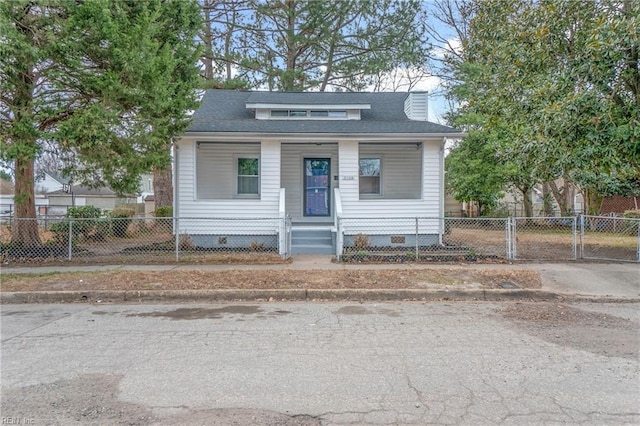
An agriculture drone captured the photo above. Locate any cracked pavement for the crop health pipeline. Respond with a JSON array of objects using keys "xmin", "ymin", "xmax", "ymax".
[{"xmin": 1, "ymin": 301, "xmax": 639, "ymax": 425}]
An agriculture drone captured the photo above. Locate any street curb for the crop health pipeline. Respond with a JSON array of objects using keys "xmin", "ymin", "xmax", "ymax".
[{"xmin": 2, "ymin": 289, "xmax": 638, "ymax": 304}]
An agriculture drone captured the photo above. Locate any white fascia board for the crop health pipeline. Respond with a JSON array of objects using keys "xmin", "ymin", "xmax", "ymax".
[
  {"xmin": 245, "ymin": 103, "xmax": 371, "ymax": 110},
  {"xmin": 183, "ymin": 132, "xmax": 466, "ymax": 142}
]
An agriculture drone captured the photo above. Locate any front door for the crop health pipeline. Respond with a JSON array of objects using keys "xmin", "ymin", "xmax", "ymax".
[{"xmin": 303, "ymin": 158, "xmax": 330, "ymax": 217}]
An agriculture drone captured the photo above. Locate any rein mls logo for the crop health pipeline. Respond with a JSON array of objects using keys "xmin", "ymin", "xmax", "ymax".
[{"xmin": 2, "ymin": 418, "xmax": 34, "ymax": 425}]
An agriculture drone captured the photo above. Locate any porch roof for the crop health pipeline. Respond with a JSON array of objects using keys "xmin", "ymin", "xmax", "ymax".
[{"xmin": 186, "ymin": 90, "xmax": 462, "ymax": 135}]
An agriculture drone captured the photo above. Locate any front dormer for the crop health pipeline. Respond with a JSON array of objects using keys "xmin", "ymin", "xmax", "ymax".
[
  {"xmin": 245, "ymin": 92, "xmax": 370, "ymax": 120},
  {"xmin": 246, "ymin": 102, "xmax": 370, "ymax": 120}
]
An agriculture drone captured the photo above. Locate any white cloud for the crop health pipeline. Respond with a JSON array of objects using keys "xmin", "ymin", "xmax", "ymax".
[{"xmin": 433, "ymin": 37, "xmax": 462, "ymax": 59}]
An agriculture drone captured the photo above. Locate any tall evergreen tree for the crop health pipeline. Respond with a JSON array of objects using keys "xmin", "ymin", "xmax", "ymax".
[{"xmin": 0, "ymin": 0, "xmax": 201, "ymax": 245}]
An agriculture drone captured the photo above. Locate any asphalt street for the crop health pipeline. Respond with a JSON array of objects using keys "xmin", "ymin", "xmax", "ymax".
[{"xmin": 1, "ymin": 301, "xmax": 639, "ymax": 425}]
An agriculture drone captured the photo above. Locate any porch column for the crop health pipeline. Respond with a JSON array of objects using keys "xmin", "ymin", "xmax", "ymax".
[
  {"xmin": 260, "ymin": 139, "xmax": 281, "ymax": 204},
  {"xmin": 338, "ymin": 140, "xmax": 359, "ymax": 205}
]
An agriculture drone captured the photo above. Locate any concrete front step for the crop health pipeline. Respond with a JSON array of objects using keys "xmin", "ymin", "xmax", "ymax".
[
  {"xmin": 291, "ymin": 226, "xmax": 334, "ymax": 255},
  {"xmin": 291, "ymin": 244, "xmax": 335, "ymax": 255},
  {"xmin": 292, "ymin": 237, "xmax": 332, "ymax": 245}
]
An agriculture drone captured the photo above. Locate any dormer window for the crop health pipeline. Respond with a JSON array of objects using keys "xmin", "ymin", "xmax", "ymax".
[
  {"xmin": 247, "ymin": 99, "xmax": 369, "ymax": 120},
  {"xmin": 269, "ymin": 109, "xmax": 348, "ymax": 119}
]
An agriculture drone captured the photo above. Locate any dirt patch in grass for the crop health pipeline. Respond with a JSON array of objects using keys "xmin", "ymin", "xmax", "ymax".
[{"xmin": 0, "ymin": 268, "xmax": 542, "ymax": 292}]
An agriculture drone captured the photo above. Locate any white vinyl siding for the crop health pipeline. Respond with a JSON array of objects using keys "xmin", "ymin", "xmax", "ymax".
[
  {"xmin": 337, "ymin": 140, "xmax": 443, "ymax": 234},
  {"xmin": 196, "ymin": 143, "xmax": 260, "ymax": 199},
  {"xmin": 177, "ymin": 137, "xmax": 444, "ymax": 235},
  {"xmin": 359, "ymin": 144, "xmax": 422, "ymax": 199},
  {"xmin": 280, "ymin": 143, "xmax": 338, "ymax": 222},
  {"xmin": 177, "ymin": 139, "xmax": 280, "ymax": 231}
]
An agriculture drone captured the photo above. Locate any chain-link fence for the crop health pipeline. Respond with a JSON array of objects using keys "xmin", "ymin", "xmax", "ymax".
[
  {"xmin": 581, "ymin": 215, "xmax": 640, "ymax": 262},
  {"xmin": 1, "ymin": 217, "xmax": 291, "ymax": 264},
  {"xmin": 336, "ymin": 215, "xmax": 638, "ymax": 262},
  {"xmin": 338, "ymin": 217, "xmax": 509, "ymax": 262},
  {"xmin": 1, "ymin": 215, "xmax": 637, "ymax": 264}
]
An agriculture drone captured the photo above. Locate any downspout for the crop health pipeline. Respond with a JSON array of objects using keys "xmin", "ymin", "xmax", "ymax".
[
  {"xmin": 172, "ymin": 140, "xmax": 180, "ymax": 261},
  {"xmin": 173, "ymin": 141, "xmax": 179, "ymax": 219}
]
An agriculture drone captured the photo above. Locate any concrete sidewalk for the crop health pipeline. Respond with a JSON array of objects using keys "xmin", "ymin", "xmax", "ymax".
[{"xmin": 1, "ymin": 256, "xmax": 639, "ymax": 302}]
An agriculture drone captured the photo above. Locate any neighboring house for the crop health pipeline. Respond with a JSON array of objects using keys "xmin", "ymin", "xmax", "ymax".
[
  {"xmin": 2, "ymin": 172, "xmax": 137, "ymax": 217},
  {"xmin": 33, "ymin": 171, "xmax": 136, "ymax": 214},
  {"xmin": 1, "ymin": 177, "xmax": 49, "ymax": 216},
  {"xmin": 176, "ymin": 90, "xmax": 464, "ymax": 255},
  {"xmin": 35, "ymin": 171, "xmax": 70, "ymax": 194},
  {"xmin": 137, "ymin": 173, "xmax": 154, "ymax": 204},
  {"xmin": 46, "ymin": 185, "xmax": 136, "ymax": 215}
]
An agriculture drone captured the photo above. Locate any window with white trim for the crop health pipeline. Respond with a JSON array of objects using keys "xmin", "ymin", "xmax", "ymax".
[
  {"xmin": 237, "ymin": 157, "xmax": 259, "ymax": 195},
  {"xmin": 359, "ymin": 158, "xmax": 381, "ymax": 195}
]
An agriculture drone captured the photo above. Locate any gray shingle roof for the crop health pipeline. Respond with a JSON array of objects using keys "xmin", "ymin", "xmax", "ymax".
[
  {"xmin": 186, "ymin": 90, "xmax": 461, "ymax": 135},
  {"xmin": 246, "ymin": 91, "xmax": 372, "ymax": 106}
]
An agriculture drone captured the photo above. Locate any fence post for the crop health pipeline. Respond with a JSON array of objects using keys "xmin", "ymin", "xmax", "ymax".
[
  {"xmin": 580, "ymin": 215, "xmax": 585, "ymax": 259},
  {"xmin": 415, "ymin": 217, "xmax": 419, "ymax": 260},
  {"xmin": 336, "ymin": 217, "xmax": 343, "ymax": 261},
  {"xmin": 67, "ymin": 218, "xmax": 73, "ymax": 261},
  {"xmin": 506, "ymin": 217, "xmax": 512, "ymax": 260},
  {"xmin": 174, "ymin": 217, "xmax": 179, "ymax": 262},
  {"xmin": 637, "ymin": 219, "xmax": 640, "ymax": 262},
  {"xmin": 512, "ymin": 217, "xmax": 517, "ymax": 260},
  {"xmin": 572, "ymin": 216, "xmax": 577, "ymax": 260}
]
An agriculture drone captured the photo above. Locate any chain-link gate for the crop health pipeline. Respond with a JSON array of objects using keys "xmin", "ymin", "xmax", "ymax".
[{"xmin": 511, "ymin": 217, "xmax": 578, "ymax": 260}]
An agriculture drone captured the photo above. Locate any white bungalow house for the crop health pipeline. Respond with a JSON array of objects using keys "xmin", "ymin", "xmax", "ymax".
[{"xmin": 175, "ymin": 90, "xmax": 464, "ymax": 256}]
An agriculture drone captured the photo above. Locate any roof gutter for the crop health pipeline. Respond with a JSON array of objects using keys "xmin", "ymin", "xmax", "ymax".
[{"xmin": 182, "ymin": 131, "xmax": 467, "ymax": 141}]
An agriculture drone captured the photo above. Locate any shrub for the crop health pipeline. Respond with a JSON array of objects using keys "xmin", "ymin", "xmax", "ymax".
[
  {"xmin": 67, "ymin": 206, "xmax": 102, "ymax": 219},
  {"xmin": 154, "ymin": 206, "xmax": 173, "ymax": 217},
  {"xmin": 353, "ymin": 233, "xmax": 370, "ymax": 249},
  {"xmin": 249, "ymin": 241, "xmax": 265, "ymax": 251},
  {"xmin": 110, "ymin": 208, "xmax": 135, "ymax": 237},
  {"xmin": 50, "ymin": 221, "xmax": 72, "ymax": 245},
  {"xmin": 623, "ymin": 209, "xmax": 640, "ymax": 219},
  {"xmin": 154, "ymin": 206, "xmax": 173, "ymax": 232},
  {"xmin": 66, "ymin": 206, "xmax": 102, "ymax": 239},
  {"xmin": 178, "ymin": 233, "xmax": 194, "ymax": 250},
  {"xmin": 482, "ymin": 204, "xmax": 510, "ymax": 218}
]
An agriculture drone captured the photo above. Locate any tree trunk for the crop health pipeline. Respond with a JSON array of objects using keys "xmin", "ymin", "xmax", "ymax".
[
  {"xmin": 520, "ymin": 187, "xmax": 534, "ymax": 217},
  {"xmin": 153, "ymin": 164, "xmax": 173, "ymax": 210},
  {"xmin": 12, "ymin": 157, "xmax": 42, "ymax": 247},
  {"xmin": 584, "ymin": 187, "xmax": 604, "ymax": 215},
  {"xmin": 548, "ymin": 180, "xmax": 571, "ymax": 216},
  {"xmin": 201, "ymin": 1, "xmax": 214, "ymax": 80},
  {"xmin": 542, "ymin": 183, "xmax": 555, "ymax": 216},
  {"xmin": 11, "ymin": 6, "xmax": 41, "ymax": 247},
  {"xmin": 282, "ymin": 0, "xmax": 298, "ymax": 91}
]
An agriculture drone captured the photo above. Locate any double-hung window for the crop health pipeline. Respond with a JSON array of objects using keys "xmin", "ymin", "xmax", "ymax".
[
  {"xmin": 359, "ymin": 158, "xmax": 381, "ymax": 195},
  {"xmin": 237, "ymin": 157, "xmax": 259, "ymax": 196}
]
